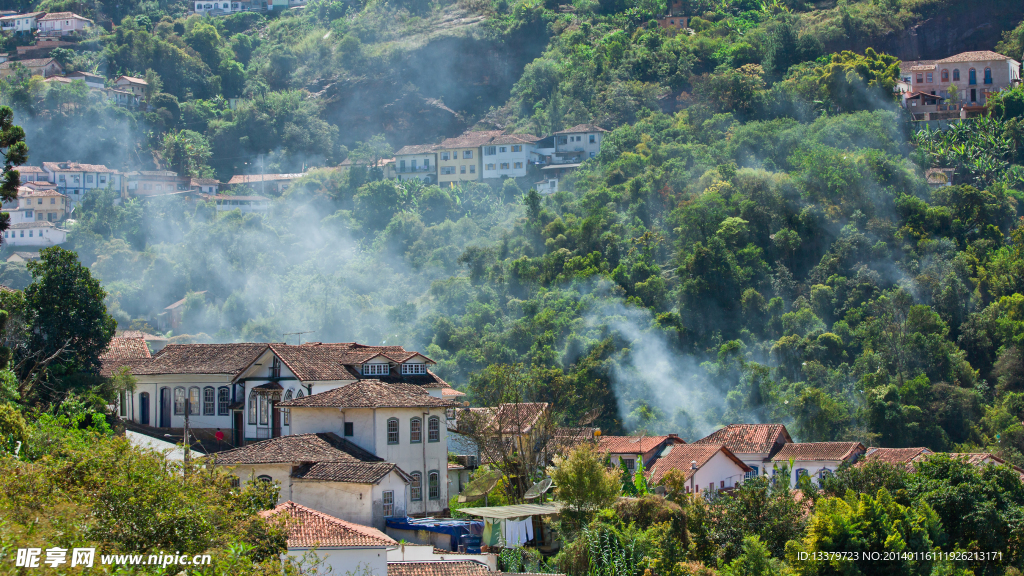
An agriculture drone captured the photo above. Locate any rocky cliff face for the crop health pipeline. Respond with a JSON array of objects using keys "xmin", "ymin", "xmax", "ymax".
[
  {"xmin": 846, "ymin": 2, "xmax": 1024, "ymax": 61},
  {"xmin": 320, "ymin": 17, "xmax": 549, "ymax": 148}
]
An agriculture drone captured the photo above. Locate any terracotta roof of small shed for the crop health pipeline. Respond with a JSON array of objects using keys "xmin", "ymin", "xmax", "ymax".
[
  {"xmin": 291, "ymin": 461, "xmax": 407, "ymax": 483},
  {"xmin": 598, "ymin": 435, "xmax": 682, "ymax": 454},
  {"xmin": 280, "ymin": 380, "xmax": 456, "ymax": 409},
  {"xmin": 771, "ymin": 442, "xmax": 865, "ymax": 462},
  {"xmin": 387, "ymin": 562, "xmax": 491, "ymax": 576},
  {"xmin": 694, "ymin": 424, "xmax": 792, "ymax": 455},
  {"xmin": 647, "ymin": 443, "xmax": 750, "ymax": 484},
  {"xmin": 213, "ymin": 432, "xmax": 381, "ymax": 465},
  {"xmin": 261, "ymin": 501, "xmax": 396, "ymax": 548},
  {"xmin": 860, "ymin": 447, "xmax": 933, "ymax": 466},
  {"xmin": 936, "ymin": 50, "xmax": 1015, "ymax": 63}
]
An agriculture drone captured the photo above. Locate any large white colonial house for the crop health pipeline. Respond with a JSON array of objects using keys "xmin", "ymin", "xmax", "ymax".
[{"xmin": 105, "ymin": 338, "xmax": 459, "ymax": 521}]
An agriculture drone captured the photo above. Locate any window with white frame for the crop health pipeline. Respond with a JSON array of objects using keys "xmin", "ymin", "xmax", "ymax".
[
  {"xmin": 428, "ymin": 471, "xmax": 439, "ymax": 499},
  {"xmin": 441, "ymin": 166, "xmax": 455, "ymax": 175},
  {"xmin": 460, "ymin": 165, "xmax": 466, "ymax": 174},
  {"xmin": 499, "ymin": 147, "xmax": 507, "ymax": 153},
  {"xmin": 283, "ymin": 390, "xmax": 293, "ymax": 426},
  {"xmin": 382, "ymin": 490, "xmax": 395, "ymax": 516},
  {"xmin": 410, "ymin": 472, "xmax": 422, "ymax": 500},
  {"xmin": 259, "ymin": 395, "xmax": 269, "ymax": 425},
  {"xmin": 441, "ymin": 152, "xmax": 450, "ymax": 161},
  {"xmin": 174, "ymin": 387, "xmax": 185, "ymax": 415},
  {"xmin": 203, "ymin": 387, "xmax": 215, "ymax": 415},
  {"xmin": 428, "ymin": 416, "xmax": 440, "ymax": 442},
  {"xmin": 387, "ymin": 418, "xmax": 399, "ymax": 444},
  {"xmin": 218, "ymin": 387, "xmax": 230, "ymax": 416},
  {"xmin": 364, "ymin": 363, "xmax": 389, "ymax": 376},
  {"xmin": 589, "ymin": 135, "xmax": 596, "ymax": 143},
  {"xmin": 463, "ymin": 150, "xmax": 473, "ymax": 159},
  {"xmin": 511, "ymin": 145, "xmax": 521, "ymax": 152},
  {"xmin": 469, "ymin": 165, "xmax": 475, "ymax": 173},
  {"xmin": 402, "ymin": 363, "xmax": 426, "ymax": 375},
  {"xmin": 248, "ymin": 391, "xmax": 257, "ymax": 424},
  {"xmin": 410, "ymin": 417, "xmax": 422, "ymax": 443},
  {"xmin": 485, "ymin": 146, "xmax": 496, "ymax": 155}
]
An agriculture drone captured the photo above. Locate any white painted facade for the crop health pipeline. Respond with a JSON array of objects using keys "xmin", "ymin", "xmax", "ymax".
[
  {"xmin": 391, "ymin": 152, "xmax": 437, "ymax": 183},
  {"xmin": 387, "ymin": 544, "xmax": 496, "ymax": 571},
  {"xmin": 774, "ymin": 458, "xmax": 845, "ymax": 488},
  {"xmin": 41, "ymin": 164, "xmax": 124, "ymax": 206},
  {"xmin": 230, "ymin": 463, "xmax": 409, "ymax": 530},
  {"xmin": 554, "ymin": 129, "xmax": 602, "ymax": 160},
  {"xmin": 683, "ymin": 451, "xmax": 750, "ymax": 493},
  {"xmin": 2, "ymin": 221, "xmax": 66, "ymax": 246},
  {"xmin": 290, "ymin": 548, "xmax": 388, "ymax": 576},
  {"xmin": 481, "ymin": 143, "xmax": 534, "ymax": 179},
  {"xmin": 290, "ymin": 404, "xmax": 449, "ymax": 517}
]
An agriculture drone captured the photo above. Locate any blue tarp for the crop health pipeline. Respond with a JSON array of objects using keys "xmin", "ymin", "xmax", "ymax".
[{"xmin": 385, "ymin": 517, "xmax": 484, "ymax": 551}]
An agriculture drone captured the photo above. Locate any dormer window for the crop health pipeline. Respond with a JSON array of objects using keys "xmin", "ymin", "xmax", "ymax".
[
  {"xmin": 364, "ymin": 363, "xmax": 389, "ymax": 376},
  {"xmin": 402, "ymin": 363, "xmax": 426, "ymax": 375}
]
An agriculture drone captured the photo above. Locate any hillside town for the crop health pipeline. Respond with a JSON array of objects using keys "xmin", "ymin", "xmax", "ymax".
[
  {"xmin": 97, "ymin": 333, "xmax": 1024, "ymax": 575},
  {"xmin": 2, "ymin": 0, "xmax": 1024, "ymax": 573}
]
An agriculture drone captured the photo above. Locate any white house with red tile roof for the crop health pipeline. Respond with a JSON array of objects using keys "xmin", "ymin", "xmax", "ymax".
[
  {"xmin": 694, "ymin": 423, "xmax": 792, "ymax": 478},
  {"xmin": 41, "ymin": 161, "xmax": 124, "ymax": 204},
  {"xmin": 552, "ymin": 124, "xmax": 606, "ymax": 163},
  {"xmin": 2, "ymin": 221, "xmax": 66, "ymax": 246},
  {"xmin": 37, "ymin": 11, "xmax": 93, "ymax": 36},
  {"xmin": 0, "ymin": 12, "xmax": 45, "ymax": 34},
  {"xmin": 262, "ymin": 500, "xmax": 396, "ymax": 575},
  {"xmin": 282, "ymin": 379, "xmax": 457, "ymax": 519},
  {"xmin": 218, "ymin": 433, "xmax": 413, "ymax": 530},
  {"xmin": 647, "ymin": 443, "xmax": 751, "ymax": 494},
  {"xmin": 771, "ymin": 442, "xmax": 866, "ymax": 487},
  {"xmin": 114, "ymin": 75, "xmax": 147, "ymax": 98},
  {"xmin": 597, "ymin": 434, "xmax": 685, "ymax": 472}
]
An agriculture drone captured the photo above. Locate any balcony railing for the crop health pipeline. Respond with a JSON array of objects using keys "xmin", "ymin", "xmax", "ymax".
[{"xmin": 395, "ymin": 166, "xmax": 432, "ymax": 173}]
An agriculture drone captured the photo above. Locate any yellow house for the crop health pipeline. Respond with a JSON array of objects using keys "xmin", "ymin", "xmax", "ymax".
[
  {"xmin": 436, "ymin": 131, "xmax": 502, "ymax": 186},
  {"xmin": 17, "ymin": 184, "xmax": 67, "ymax": 223}
]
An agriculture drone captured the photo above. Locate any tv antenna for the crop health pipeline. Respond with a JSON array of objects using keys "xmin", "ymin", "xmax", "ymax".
[{"xmin": 282, "ymin": 330, "xmax": 315, "ymax": 345}]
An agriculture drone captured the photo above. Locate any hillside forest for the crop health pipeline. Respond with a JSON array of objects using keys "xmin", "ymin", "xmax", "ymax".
[{"xmin": 0, "ymin": 0, "xmax": 1023, "ymax": 573}]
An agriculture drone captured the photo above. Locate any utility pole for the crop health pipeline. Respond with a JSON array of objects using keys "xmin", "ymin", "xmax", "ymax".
[{"xmin": 183, "ymin": 397, "xmax": 192, "ymax": 473}]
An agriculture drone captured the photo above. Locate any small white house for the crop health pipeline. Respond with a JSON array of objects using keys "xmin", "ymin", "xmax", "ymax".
[
  {"xmin": 481, "ymin": 135, "xmax": 539, "ymax": 180},
  {"xmin": 282, "ymin": 379, "xmax": 457, "ymax": 518},
  {"xmin": 552, "ymin": 124, "xmax": 606, "ymax": 163},
  {"xmin": 647, "ymin": 443, "xmax": 752, "ymax": 494},
  {"xmin": 390, "ymin": 145, "xmax": 437, "ymax": 184},
  {"xmin": 694, "ymin": 423, "xmax": 793, "ymax": 478},
  {"xmin": 215, "ymin": 432, "xmax": 413, "ymax": 530},
  {"xmin": 261, "ymin": 501, "xmax": 396, "ymax": 576},
  {"xmin": 2, "ymin": 221, "xmax": 66, "ymax": 246},
  {"xmin": 0, "ymin": 12, "xmax": 44, "ymax": 33},
  {"xmin": 770, "ymin": 442, "xmax": 866, "ymax": 487},
  {"xmin": 41, "ymin": 161, "xmax": 124, "ymax": 205}
]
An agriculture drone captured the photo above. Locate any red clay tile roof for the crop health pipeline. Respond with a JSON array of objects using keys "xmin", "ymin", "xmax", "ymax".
[
  {"xmin": 771, "ymin": 442, "xmax": 865, "ymax": 462},
  {"xmin": 41, "ymin": 161, "xmax": 117, "ymax": 173},
  {"xmin": 100, "ymin": 336, "xmax": 151, "ymax": 362},
  {"xmin": 129, "ymin": 343, "xmax": 268, "ymax": 376},
  {"xmin": 17, "ymin": 186, "xmax": 66, "ymax": 198},
  {"xmin": 268, "ymin": 343, "xmax": 359, "ymax": 382},
  {"xmin": 694, "ymin": 424, "xmax": 792, "ymax": 455},
  {"xmin": 387, "ymin": 562, "xmax": 491, "ymax": 576},
  {"xmin": 936, "ymin": 51, "xmax": 1015, "ymax": 63},
  {"xmin": 860, "ymin": 447, "xmax": 933, "ymax": 466},
  {"xmin": 39, "ymin": 11, "xmax": 92, "ymax": 21},
  {"xmin": 553, "ymin": 124, "xmax": 607, "ymax": 134},
  {"xmin": 489, "ymin": 403, "xmax": 548, "ymax": 433},
  {"xmin": 213, "ymin": 432, "xmax": 381, "ymax": 465},
  {"xmin": 598, "ymin": 435, "xmax": 682, "ymax": 455},
  {"xmin": 261, "ymin": 501, "xmax": 396, "ymax": 548},
  {"xmin": 292, "ymin": 461, "xmax": 408, "ymax": 483},
  {"xmin": 647, "ymin": 443, "xmax": 750, "ymax": 484},
  {"xmin": 99, "ymin": 335, "xmax": 152, "ymax": 377},
  {"xmin": 279, "ymin": 380, "xmax": 457, "ymax": 409}
]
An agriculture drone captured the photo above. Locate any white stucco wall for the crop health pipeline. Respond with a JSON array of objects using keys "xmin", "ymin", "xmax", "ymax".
[
  {"xmin": 777, "ymin": 459, "xmax": 844, "ymax": 487},
  {"xmin": 287, "ymin": 548, "xmax": 389, "ymax": 576},
  {"xmin": 290, "ymin": 406, "xmax": 449, "ymax": 516},
  {"xmin": 685, "ymin": 451, "xmax": 748, "ymax": 493},
  {"xmin": 291, "ymin": 480, "xmax": 375, "ymax": 527}
]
